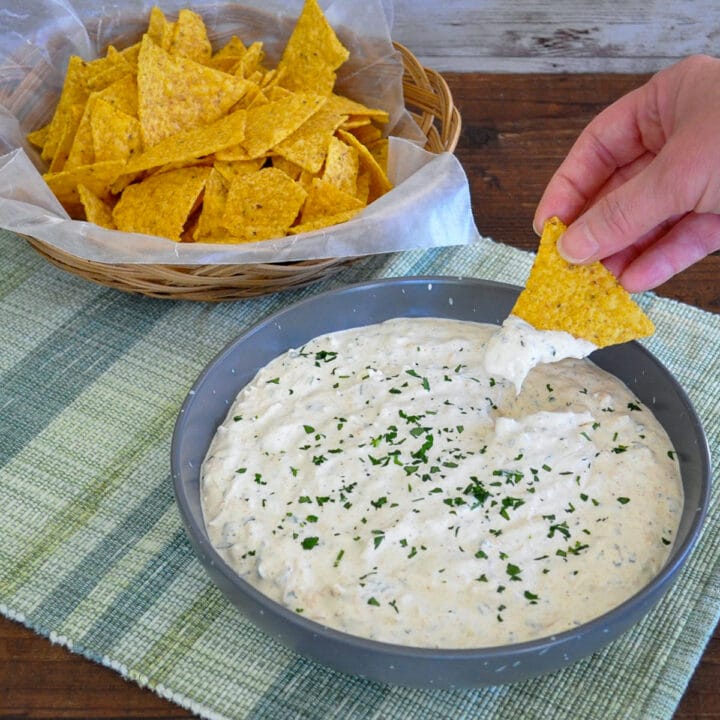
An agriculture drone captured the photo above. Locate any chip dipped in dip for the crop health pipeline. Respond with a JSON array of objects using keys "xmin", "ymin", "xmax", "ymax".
[{"xmin": 200, "ymin": 316, "xmax": 682, "ymax": 649}]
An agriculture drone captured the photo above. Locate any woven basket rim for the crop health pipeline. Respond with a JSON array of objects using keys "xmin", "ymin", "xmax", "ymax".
[{"xmin": 23, "ymin": 42, "xmax": 462, "ymax": 300}]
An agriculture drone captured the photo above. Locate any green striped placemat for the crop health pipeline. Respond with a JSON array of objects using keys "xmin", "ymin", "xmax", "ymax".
[{"xmin": 1, "ymin": 228, "xmax": 718, "ymax": 720}]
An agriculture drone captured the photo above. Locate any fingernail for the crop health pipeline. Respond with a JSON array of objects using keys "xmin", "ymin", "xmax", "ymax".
[{"xmin": 557, "ymin": 222, "xmax": 599, "ymax": 263}]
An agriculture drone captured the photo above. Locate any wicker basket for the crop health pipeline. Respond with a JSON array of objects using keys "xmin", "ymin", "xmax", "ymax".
[{"xmin": 24, "ymin": 42, "xmax": 461, "ymax": 301}]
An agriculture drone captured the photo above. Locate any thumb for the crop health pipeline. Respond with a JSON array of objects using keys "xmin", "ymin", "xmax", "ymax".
[{"xmin": 557, "ymin": 150, "xmax": 687, "ymax": 264}]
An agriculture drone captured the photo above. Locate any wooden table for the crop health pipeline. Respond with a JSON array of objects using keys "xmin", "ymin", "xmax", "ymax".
[{"xmin": 1, "ymin": 72, "xmax": 718, "ymax": 719}]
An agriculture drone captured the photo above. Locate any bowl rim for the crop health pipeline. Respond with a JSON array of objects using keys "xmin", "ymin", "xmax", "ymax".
[{"xmin": 171, "ymin": 275, "xmax": 712, "ymax": 669}]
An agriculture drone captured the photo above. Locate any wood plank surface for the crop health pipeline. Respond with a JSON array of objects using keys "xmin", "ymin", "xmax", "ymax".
[
  {"xmin": 1, "ymin": 71, "xmax": 718, "ymax": 719},
  {"xmin": 392, "ymin": 0, "xmax": 720, "ymax": 73}
]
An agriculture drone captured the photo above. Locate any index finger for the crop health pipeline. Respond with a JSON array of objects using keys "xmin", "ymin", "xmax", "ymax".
[{"xmin": 533, "ymin": 78, "xmax": 667, "ymax": 231}]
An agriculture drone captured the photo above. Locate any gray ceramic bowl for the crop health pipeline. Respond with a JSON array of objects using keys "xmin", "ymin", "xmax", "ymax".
[{"xmin": 171, "ymin": 276, "xmax": 711, "ymax": 688}]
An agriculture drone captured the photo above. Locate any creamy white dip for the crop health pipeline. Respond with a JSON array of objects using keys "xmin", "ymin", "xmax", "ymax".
[
  {"xmin": 484, "ymin": 315, "xmax": 597, "ymax": 392},
  {"xmin": 201, "ymin": 317, "xmax": 682, "ymax": 648}
]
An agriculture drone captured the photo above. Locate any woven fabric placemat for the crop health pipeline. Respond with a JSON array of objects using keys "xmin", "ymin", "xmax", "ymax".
[{"xmin": 1, "ymin": 228, "xmax": 718, "ymax": 720}]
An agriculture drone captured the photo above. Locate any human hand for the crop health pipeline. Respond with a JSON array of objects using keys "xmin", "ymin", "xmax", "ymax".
[{"xmin": 533, "ymin": 54, "xmax": 720, "ymax": 292}]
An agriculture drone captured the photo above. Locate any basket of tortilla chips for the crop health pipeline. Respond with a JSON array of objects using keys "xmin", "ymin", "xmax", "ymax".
[{"xmin": 0, "ymin": 0, "xmax": 467, "ymax": 300}]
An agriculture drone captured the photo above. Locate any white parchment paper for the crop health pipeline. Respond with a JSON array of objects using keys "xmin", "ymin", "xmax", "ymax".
[{"xmin": 0, "ymin": 0, "xmax": 480, "ymax": 264}]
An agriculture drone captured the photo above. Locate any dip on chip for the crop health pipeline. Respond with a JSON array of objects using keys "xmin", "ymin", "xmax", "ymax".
[
  {"xmin": 28, "ymin": 0, "xmax": 393, "ymax": 245},
  {"xmin": 512, "ymin": 217, "xmax": 655, "ymax": 347}
]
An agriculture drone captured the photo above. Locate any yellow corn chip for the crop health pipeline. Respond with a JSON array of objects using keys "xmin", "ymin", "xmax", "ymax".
[
  {"xmin": 300, "ymin": 177, "xmax": 364, "ymax": 223},
  {"xmin": 340, "ymin": 117, "xmax": 371, "ymax": 130},
  {"xmin": 355, "ymin": 169, "xmax": 370, "ymax": 204},
  {"xmin": 241, "ymin": 92, "xmax": 326, "ymax": 158},
  {"xmin": 42, "ymin": 56, "xmax": 89, "ymax": 162},
  {"xmin": 209, "ymin": 36, "xmax": 247, "ymax": 71},
  {"xmin": 64, "ymin": 97, "xmax": 97, "ymax": 170},
  {"xmin": 119, "ymin": 42, "xmax": 141, "ymax": 70},
  {"xmin": 289, "ymin": 208, "xmax": 361, "ymax": 234},
  {"xmin": 336, "ymin": 128, "xmax": 391, "ymax": 202},
  {"xmin": 322, "ymin": 135, "xmax": 358, "ymax": 195},
  {"xmin": 137, "ymin": 35, "xmax": 250, "ymax": 147},
  {"xmin": 271, "ymin": 155, "xmax": 303, "ymax": 181},
  {"xmin": 325, "ymin": 93, "xmax": 390, "ymax": 123},
  {"xmin": 113, "ymin": 165, "xmax": 211, "ymax": 240},
  {"xmin": 213, "ymin": 144, "xmax": 257, "ymax": 162},
  {"xmin": 91, "ymin": 98, "xmax": 142, "ymax": 163},
  {"xmin": 147, "ymin": 7, "xmax": 175, "ymax": 51},
  {"xmin": 368, "ymin": 137, "xmax": 389, "ymax": 173},
  {"xmin": 234, "ymin": 41, "xmax": 265, "ymax": 79},
  {"xmin": 511, "ymin": 217, "xmax": 655, "ymax": 347},
  {"xmin": 223, "ymin": 166, "xmax": 307, "ymax": 240},
  {"xmin": 27, "ymin": 124, "xmax": 50, "ymax": 151},
  {"xmin": 194, "ymin": 168, "xmax": 229, "ymax": 241},
  {"xmin": 44, "ymin": 160, "xmax": 126, "ymax": 214},
  {"xmin": 278, "ymin": 0, "xmax": 349, "ymax": 96},
  {"xmin": 124, "ymin": 109, "xmax": 247, "ymax": 174},
  {"xmin": 48, "ymin": 104, "xmax": 83, "ymax": 173},
  {"xmin": 260, "ymin": 66, "xmax": 286, "ymax": 91},
  {"xmin": 348, "ymin": 123, "xmax": 383, "ymax": 146},
  {"xmin": 244, "ymin": 86, "xmax": 270, "ymax": 109},
  {"xmin": 213, "ymin": 158, "xmax": 264, "ymax": 184},
  {"xmin": 95, "ymin": 74, "xmax": 139, "ymax": 118},
  {"xmin": 274, "ymin": 105, "xmax": 344, "ymax": 173},
  {"xmin": 168, "ymin": 9, "xmax": 212, "ymax": 63},
  {"xmin": 78, "ymin": 183, "xmax": 116, "ymax": 228},
  {"xmin": 85, "ymin": 47, "xmax": 134, "ymax": 92}
]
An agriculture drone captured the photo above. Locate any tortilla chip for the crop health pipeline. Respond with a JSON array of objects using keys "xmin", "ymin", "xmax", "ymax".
[
  {"xmin": 146, "ymin": 6, "xmax": 175, "ymax": 51},
  {"xmin": 368, "ymin": 137, "xmax": 389, "ymax": 173},
  {"xmin": 78, "ymin": 183, "xmax": 116, "ymax": 228},
  {"xmin": 48, "ymin": 104, "xmax": 83, "ymax": 173},
  {"xmin": 65, "ymin": 97, "xmax": 99, "ymax": 170},
  {"xmin": 85, "ymin": 47, "xmax": 134, "ymax": 92},
  {"xmin": 113, "ymin": 165, "xmax": 211, "ymax": 240},
  {"xmin": 339, "ymin": 117, "xmax": 371, "ymax": 130},
  {"xmin": 209, "ymin": 36, "xmax": 247, "ymax": 71},
  {"xmin": 194, "ymin": 168, "xmax": 229, "ymax": 240},
  {"xmin": 348, "ymin": 123, "xmax": 383, "ymax": 146},
  {"xmin": 234, "ymin": 41, "xmax": 265, "ymax": 79},
  {"xmin": 511, "ymin": 217, "xmax": 655, "ymax": 347},
  {"xmin": 42, "ymin": 56, "xmax": 89, "ymax": 162},
  {"xmin": 325, "ymin": 93, "xmax": 390, "ymax": 124},
  {"xmin": 241, "ymin": 92, "xmax": 326, "ymax": 158},
  {"xmin": 119, "ymin": 42, "xmax": 141, "ymax": 70},
  {"xmin": 91, "ymin": 98, "xmax": 142, "ymax": 163},
  {"xmin": 44, "ymin": 160, "xmax": 126, "ymax": 213},
  {"xmin": 168, "ymin": 9, "xmax": 212, "ymax": 64},
  {"xmin": 212, "ymin": 158, "xmax": 264, "ymax": 184},
  {"xmin": 322, "ymin": 135, "xmax": 358, "ymax": 195},
  {"xmin": 336, "ymin": 129, "xmax": 391, "ymax": 202},
  {"xmin": 355, "ymin": 169, "xmax": 370, "ymax": 204},
  {"xmin": 124, "ymin": 108, "xmax": 247, "ymax": 173},
  {"xmin": 222, "ymin": 166, "xmax": 307, "ymax": 240},
  {"xmin": 274, "ymin": 105, "xmax": 344, "ymax": 173},
  {"xmin": 277, "ymin": 0, "xmax": 349, "ymax": 96},
  {"xmin": 27, "ymin": 124, "xmax": 50, "ymax": 151},
  {"xmin": 271, "ymin": 155, "xmax": 304, "ymax": 181},
  {"xmin": 213, "ymin": 144, "xmax": 257, "ymax": 162},
  {"xmin": 300, "ymin": 177, "xmax": 364, "ymax": 223},
  {"xmin": 95, "ymin": 74, "xmax": 139, "ymax": 118},
  {"xmin": 137, "ymin": 35, "xmax": 250, "ymax": 147},
  {"xmin": 289, "ymin": 208, "xmax": 361, "ymax": 234}
]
